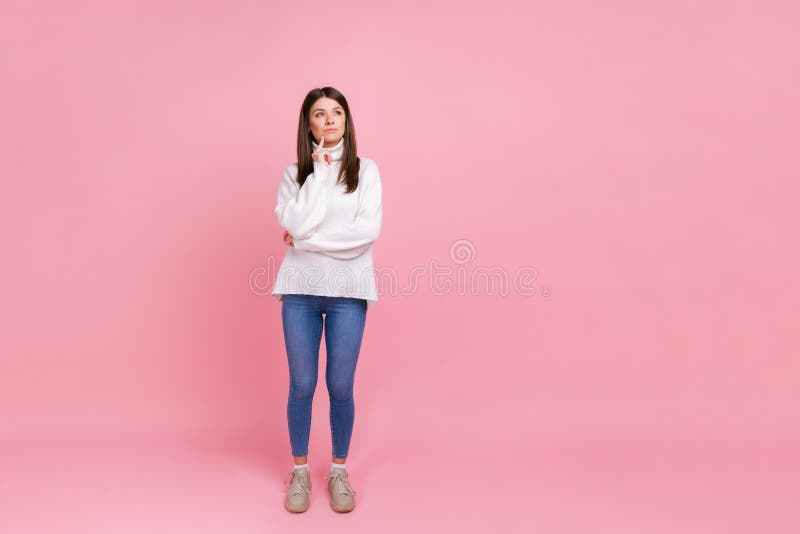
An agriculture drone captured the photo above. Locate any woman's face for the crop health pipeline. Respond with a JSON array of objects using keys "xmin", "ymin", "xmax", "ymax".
[{"xmin": 308, "ymin": 97, "xmax": 345, "ymax": 145}]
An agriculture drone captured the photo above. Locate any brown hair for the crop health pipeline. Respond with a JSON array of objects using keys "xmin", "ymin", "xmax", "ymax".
[{"xmin": 295, "ymin": 86, "xmax": 361, "ymax": 194}]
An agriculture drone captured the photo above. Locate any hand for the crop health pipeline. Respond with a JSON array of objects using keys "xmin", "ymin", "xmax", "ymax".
[
  {"xmin": 283, "ymin": 229, "xmax": 294, "ymax": 247},
  {"xmin": 311, "ymin": 136, "xmax": 332, "ymax": 166}
]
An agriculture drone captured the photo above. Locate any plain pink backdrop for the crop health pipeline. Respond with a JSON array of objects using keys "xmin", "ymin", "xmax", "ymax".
[{"xmin": 2, "ymin": 0, "xmax": 798, "ymax": 532}]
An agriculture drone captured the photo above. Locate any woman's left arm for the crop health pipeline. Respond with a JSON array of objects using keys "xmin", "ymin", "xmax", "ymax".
[{"xmin": 292, "ymin": 160, "xmax": 383, "ymax": 254}]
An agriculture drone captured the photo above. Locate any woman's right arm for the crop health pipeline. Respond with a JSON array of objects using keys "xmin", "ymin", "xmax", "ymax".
[{"xmin": 274, "ymin": 161, "xmax": 331, "ymax": 240}]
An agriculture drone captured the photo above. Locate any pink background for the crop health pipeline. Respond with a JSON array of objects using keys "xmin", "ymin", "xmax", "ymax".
[{"xmin": 2, "ymin": 0, "xmax": 799, "ymax": 532}]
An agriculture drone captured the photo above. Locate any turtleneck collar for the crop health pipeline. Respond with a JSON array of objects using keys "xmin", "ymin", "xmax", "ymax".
[{"xmin": 311, "ymin": 136, "xmax": 345, "ymax": 162}]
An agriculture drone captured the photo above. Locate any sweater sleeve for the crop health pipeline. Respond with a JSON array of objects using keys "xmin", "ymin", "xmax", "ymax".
[
  {"xmin": 293, "ymin": 159, "xmax": 383, "ymax": 254},
  {"xmin": 311, "ymin": 243, "xmax": 372, "ymax": 260},
  {"xmin": 274, "ymin": 161, "xmax": 332, "ymax": 240}
]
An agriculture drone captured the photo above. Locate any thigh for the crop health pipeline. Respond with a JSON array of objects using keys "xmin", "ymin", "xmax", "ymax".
[
  {"xmin": 281, "ymin": 294, "xmax": 324, "ymax": 377},
  {"xmin": 323, "ymin": 297, "xmax": 367, "ymax": 382}
]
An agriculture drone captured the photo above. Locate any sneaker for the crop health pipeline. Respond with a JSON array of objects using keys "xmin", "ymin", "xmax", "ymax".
[
  {"xmin": 325, "ymin": 468, "xmax": 357, "ymax": 513},
  {"xmin": 284, "ymin": 466, "xmax": 311, "ymax": 513}
]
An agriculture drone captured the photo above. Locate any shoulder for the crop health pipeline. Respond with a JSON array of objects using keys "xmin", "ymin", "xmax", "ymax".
[
  {"xmin": 281, "ymin": 162, "xmax": 300, "ymax": 184},
  {"xmin": 283, "ymin": 162, "xmax": 299, "ymax": 176},
  {"xmin": 358, "ymin": 156, "xmax": 377, "ymax": 169},
  {"xmin": 358, "ymin": 157, "xmax": 381, "ymax": 179}
]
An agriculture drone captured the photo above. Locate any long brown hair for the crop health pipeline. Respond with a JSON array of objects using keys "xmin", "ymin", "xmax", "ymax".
[{"xmin": 295, "ymin": 87, "xmax": 361, "ymax": 194}]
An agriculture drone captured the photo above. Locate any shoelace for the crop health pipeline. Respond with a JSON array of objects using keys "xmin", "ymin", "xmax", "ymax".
[
  {"xmin": 326, "ymin": 470, "xmax": 357, "ymax": 496},
  {"xmin": 285, "ymin": 470, "xmax": 311, "ymax": 496}
]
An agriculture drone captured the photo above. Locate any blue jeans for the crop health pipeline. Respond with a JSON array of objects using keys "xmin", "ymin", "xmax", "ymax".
[{"xmin": 280, "ymin": 294, "xmax": 367, "ymax": 459}]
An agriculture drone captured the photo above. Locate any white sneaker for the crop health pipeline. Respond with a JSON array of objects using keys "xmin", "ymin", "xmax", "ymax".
[
  {"xmin": 325, "ymin": 468, "xmax": 357, "ymax": 513},
  {"xmin": 284, "ymin": 466, "xmax": 311, "ymax": 513}
]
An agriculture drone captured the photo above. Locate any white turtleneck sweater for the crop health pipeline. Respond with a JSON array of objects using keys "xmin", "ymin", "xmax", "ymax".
[{"xmin": 271, "ymin": 136, "xmax": 383, "ymax": 309}]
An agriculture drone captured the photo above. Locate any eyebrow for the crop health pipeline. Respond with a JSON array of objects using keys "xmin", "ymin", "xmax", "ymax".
[{"xmin": 312, "ymin": 107, "xmax": 343, "ymax": 113}]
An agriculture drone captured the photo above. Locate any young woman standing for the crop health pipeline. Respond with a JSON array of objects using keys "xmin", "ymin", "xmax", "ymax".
[{"xmin": 272, "ymin": 87, "xmax": 382, "ymax": 513}]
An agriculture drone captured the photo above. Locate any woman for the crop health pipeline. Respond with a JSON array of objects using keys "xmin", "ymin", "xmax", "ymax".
[{"xmin": 272, "ymin": 87, "xmax": 383, "ymax": 513}]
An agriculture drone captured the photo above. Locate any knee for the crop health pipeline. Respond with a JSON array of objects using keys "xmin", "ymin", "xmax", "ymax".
[
  {"xmin": 327, "ymin": 380, "xmax": 354, "ymax": 402},
  {"xmin": 290, "ymin": 375, "xmax": 317, "ymax": 399}
]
